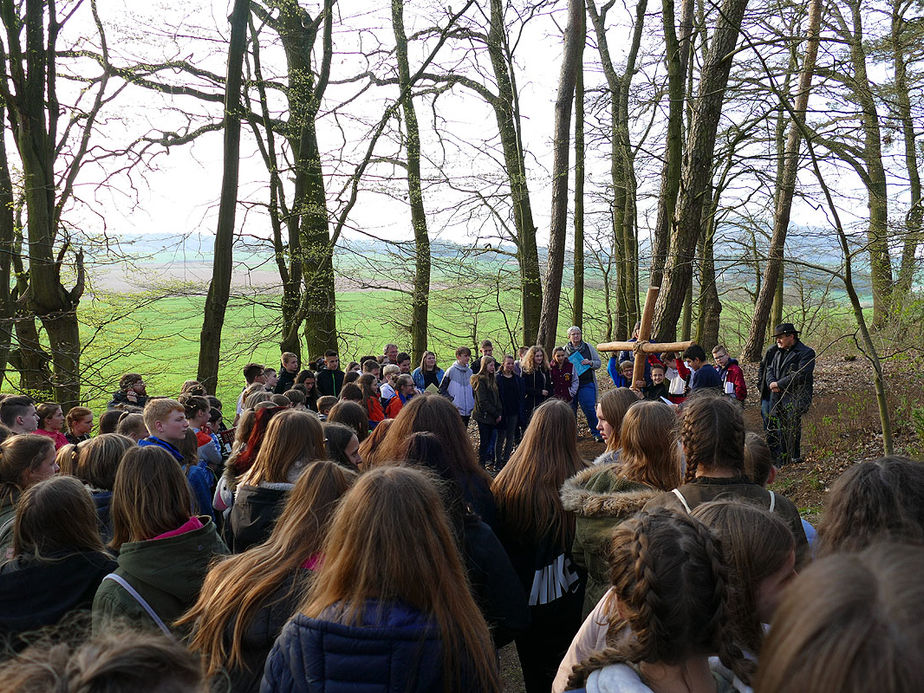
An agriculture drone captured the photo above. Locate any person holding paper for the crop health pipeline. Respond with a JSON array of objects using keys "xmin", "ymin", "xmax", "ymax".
[
  {"xmin": 563, "ymin": 326, "xmax": 603, "ymax": 442},
  {"xmin": 712, "ymin": 344, "xmax": 747, "ymax": 403}
]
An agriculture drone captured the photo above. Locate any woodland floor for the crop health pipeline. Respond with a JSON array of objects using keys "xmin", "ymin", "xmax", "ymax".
[{"xmin": 494, "ymin": 353, "xmax": 924, "ymax": 691}]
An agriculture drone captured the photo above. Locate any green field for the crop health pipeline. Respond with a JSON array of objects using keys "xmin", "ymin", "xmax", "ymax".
[{"xmin": 56, "ymin": 282, "xmax": 864, "ymax": 419}]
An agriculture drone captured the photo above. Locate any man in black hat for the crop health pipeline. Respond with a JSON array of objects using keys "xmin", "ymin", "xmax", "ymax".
[{"xmin": 762, "ymin": 323, "xmax": 815, "ymax": 465}]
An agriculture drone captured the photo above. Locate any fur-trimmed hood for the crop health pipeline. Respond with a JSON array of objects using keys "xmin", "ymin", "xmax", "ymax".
[{"xmin": 561, "ymin": 465, "xmax": 660, "ymax": 519}]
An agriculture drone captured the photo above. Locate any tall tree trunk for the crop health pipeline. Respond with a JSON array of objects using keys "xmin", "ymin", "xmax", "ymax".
[
  {"xmin": 742, "ymin": 0, "xmax": 822, "ymax": 360},
  {"xmin": 681, "ymin": 280, "xmax": 693, "ymax": 341},
  {"xmin": 846, "ymin": 0, "xmax": 893, "ymax": 326},
  {"xmin": 892, "ymin": 0, "xmax": 922, "ymax": 308},
  {"xmin": 537, "ymin": 0, "xmax": 583, "ymax": 352},
  {"xmin": 0, "ymin": 103, "xmax": 14, "ymax": 385},
  {"xmin": 650, "ymin": 0, "xmax": 695, "ymax": 287},
  {"xmin": 572, "ymin": 8, "xmax": 585, "ymax": 331},
  {"xmin": 697, "ymin": 186, "xmax": 721, "ymax": 349},
  {"xmin": 587, "ymin": 0, "xmax": 647, "ymax": 339},
  {"xmin": 652, "ymin": 0, "xmax": 750, "ymax": 341},
  {"xmin": 487, "ymin": 0, "xmax": 541, "ymax": 344},
  {"xmin": 392, "ymin": 0, "xmax": 431, "ymax": 363},
  {"xmin": 197, "ymin": 0, "xmax": 250, "ymax": 392}
]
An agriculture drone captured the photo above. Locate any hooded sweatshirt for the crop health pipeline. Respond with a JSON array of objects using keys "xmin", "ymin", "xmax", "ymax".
[
  {"xmin": 91, "ymin": 516, "xmax": 228, "ymax": 634},
  {"xmin": 439, "ymin": 360, "xmax": 475, "ymax": 416}
]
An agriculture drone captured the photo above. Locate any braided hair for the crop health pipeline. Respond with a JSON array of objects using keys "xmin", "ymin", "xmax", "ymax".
[
  {"xmin": 680, "ymin": 394, "xmax": 746, "ymax": 483},
  {"xmin": 567, "ymin": 508, "xmax": 751, "ymax": 688}
]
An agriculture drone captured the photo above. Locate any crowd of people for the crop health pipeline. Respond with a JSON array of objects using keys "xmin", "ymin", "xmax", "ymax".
[{"xmin": 0, "ymin": 322, "xmax": 919, "ymax": 693}]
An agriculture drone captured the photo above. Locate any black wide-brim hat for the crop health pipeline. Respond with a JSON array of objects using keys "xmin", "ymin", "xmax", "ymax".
[{"xmin": 772, "ymin": 323, "xmax": 799, "ymax": 337}]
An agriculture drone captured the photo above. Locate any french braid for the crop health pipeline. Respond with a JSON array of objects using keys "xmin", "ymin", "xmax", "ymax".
[
  {"xmin": 680, "ymin": 395, "xmax": 745, "ymax": 482},
  {"xmin": 567, "ymin": 508, "xmax": 749, "ymax": 688}
]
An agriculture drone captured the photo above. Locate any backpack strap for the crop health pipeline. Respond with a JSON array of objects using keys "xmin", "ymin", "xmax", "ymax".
[
  {"xmin": 103, "ymin": 573, "xmax": 173, "ymax": 638},
  {"xmin": 768, "ymin": 490, "xmax": 776, "ymax": 513},
  {"xmin": 671, "ymin": 488, "xmax": 693, "ymax": 514}
]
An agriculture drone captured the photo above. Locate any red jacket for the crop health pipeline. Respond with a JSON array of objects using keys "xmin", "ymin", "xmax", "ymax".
[
  {"xmin": 550, "ymin": 361, "xmax": 577, "ymax": 402},
  {"xmin": 719, "ymin": 359, "xmax": 748, "ymax": 402},
  {"xmin": 366, "ymin": 396, "xmax": 385, "ymax": 424}
]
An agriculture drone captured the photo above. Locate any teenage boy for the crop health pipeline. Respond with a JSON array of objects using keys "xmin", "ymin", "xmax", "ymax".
[
  {"xmin": 139, "ymin": 398, "xmax": 213, "ymax": 519},
  {"xmin": 273, "ymin": 352, "xmax": 300, "ymax": 394},
  {"xmin": 0, "ymin": 396, "xmax": 38, "ymax": 435},
  {"xmin": 317, "ymin": 350, "xmax": 345, "ymax": 397},
  {"xmin": 107, "ymin": 373, "xmax": 149, "ymax": 409},
  {"xmin": 712, "ymin": 344, "xmax": 747, "ymax": 403},
  {"xmin": 439, "ymin": 346, "xmax": 475, "ymax": 425},
  {"xmin": 471, "ymin": 339, "xmax": 494, "ymax": 375},
  {"xmin": 236, "ymin": 363, "xmax": 266, "ymax": 419},
  {"xmin": 683, "ymin": 344, "xmax": 722, "ymax": 391},
  {"xmin": 396, "ymin": 352, "xmax": 412, "ymax": 374}
]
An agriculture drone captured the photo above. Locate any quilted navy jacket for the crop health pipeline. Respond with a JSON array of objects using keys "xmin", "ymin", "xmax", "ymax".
[{"xmin": 261, "ymin": 601, "xmax": 460, "ymax": 692}]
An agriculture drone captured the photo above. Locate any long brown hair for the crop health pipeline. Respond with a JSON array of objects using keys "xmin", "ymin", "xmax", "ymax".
[
  {"xmin": 492, "ymin": 398, "xmax": 586, "ymax": 547},
  {"xmin": 754, "ymin": 543, "xmax": 924, "ymax": 693},
  {"xmin": 816, "ymin": 455, "xmax": 924, "ymax": 557},
  {"xmin": 0, "ymin": 435, "xmax": 55, "ymax": 507},
  {"xmin": 371, "ymin": 393, "xmax": 490, "ymax": 489},
  {"xmin": 357, "ymin": 418, "xmax": 392, "ymax": 469},
  {"xmin": 692, "ymin": 500, "xmax": 794, "ymax": 674},
  {"xmin": 110, "ymin": 446, "xmax": 193, "ymax": 549},
  {"xmin": 72, "ymin": 433, "xmax": 135, "ymax": 490},
  {"xmin": 598, "ymin": 388, "xmax": 640, "ymax": 453},
  {"xmin": 238, "ymin": 409, "xmax": 325, "ymax": 487},
  {"xmin": 302, "ymin": 466, "xmax": 501, "ymax": 692},
  {"xmin": 568, "ymin": 508, "xmax": 748, "ymax": 687},
  {"xmin": 469, "ymin": 355, "xmax": 497, "ymax": 391},
  {"xmin": 618, "ymin": 401, "xmax": 681, "ymax": 490},
  {"xmin": 328, "ymin": 400, "xmax": 368, "ymax": 442},
  {"xmin": 179, "ymin": 460, "xmax": 356, "ymax": 677},
  {"xmin": 680, "ymin": 393, "xmax": 745, "ymax": 482},
  {"xmin": 13, "ymin": 476, "xmax": 106, "ymax": 558}
]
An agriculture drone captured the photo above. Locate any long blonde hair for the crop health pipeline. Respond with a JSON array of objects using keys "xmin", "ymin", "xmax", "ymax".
[
  {"xmin": 179, "ymin": 460, "xmax": 356, "ymax": 676},
  {"xmin": 520, "ymin": 345, "xmax": 548, "ymax": 375},
  {"xmin": 493, "ymin": 398, "xmax": 587, "ymax": 547},
  {"xmin": 238, "ymin": 409, "xmax": 325, "ymax": 487},
  {"xmin": 302, "ymin": 466, "xmax": 501, "ymax": 692}
]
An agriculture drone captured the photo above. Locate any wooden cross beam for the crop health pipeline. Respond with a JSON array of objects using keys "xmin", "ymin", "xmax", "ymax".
[{"xmin": 597, "ymin": 286, "xmax": 694, "ymax": 386}]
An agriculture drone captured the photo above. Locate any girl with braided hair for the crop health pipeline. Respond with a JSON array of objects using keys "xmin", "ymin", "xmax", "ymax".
[
  {"xmin": 564, "ymin": 507, "xmax": 749, "ymax": 693},
  {"xmin": 642, "ymin": 394, "xmax": 808, "ymax": 568}
]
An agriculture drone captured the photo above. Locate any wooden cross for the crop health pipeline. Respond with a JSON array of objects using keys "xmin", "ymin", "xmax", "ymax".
[{"xmin": 596, "ymin": 286, "xmax": 693, "ymax": 387}]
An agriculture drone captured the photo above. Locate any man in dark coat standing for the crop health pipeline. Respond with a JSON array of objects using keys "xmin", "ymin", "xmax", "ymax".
[{"xmin": 764, "ymin": 323, "xmax": 815, "ymax": 465}]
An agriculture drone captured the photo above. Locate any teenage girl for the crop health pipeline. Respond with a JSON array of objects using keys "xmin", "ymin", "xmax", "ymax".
[
  {"xmin": 493, "ymin": 399, "xmax": 588, "ymax": 693},
  {"xmin": 262, "ymin": 466, "xmax": 502, "ymax": 692},
  {"xmin": 565, "ymin": 508, "xmax": 749, "ymax": 693}
]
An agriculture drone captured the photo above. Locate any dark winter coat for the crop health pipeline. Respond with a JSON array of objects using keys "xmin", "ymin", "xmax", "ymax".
[
  {"xmin": 472, "ymin": 379, "xmax": 502, "ymax": 425},
  {"xmin": 92, "ymin": 517, "xmax": 228, "ymax": 634},
  {"xmin": 106, "ymin": 389, "xmax": 149, "ymax": 410},
  {"xmin": 315, "ymin": 369, "xmax": 345, "ymax": 398},
  {"xmin": 229, "ymin": 483, "xmax": 293, "ymax": 553},
  {"xmin": 90, "ymin": 489, "xmax": 114, "ymax": 544},
  {"xmin": 273, "ymin": 369, "xmax": 298, "ymax": 395},
  {"xmin": 496, "ymin": 372, "xmax": 525, "ymax": 422},
  {"xmin": 261, "ymin": 601, "xmax": 471, "ymax": 693},
  {"xmin": 462, "ymin": 513, "xmax": 530, "ymax": 648},
  {"xmin": 522, "ymin": 369, "xmax": 550, "ymax": 420},
  {"xmin": 561, "ymin": 465, "xmax": 660, "ymax": 616},
  {"xmin": 765, "ymin": 339, "xmax": 815, "ymax": 413},
  {"xmin": 0, "ymin": 550, "xmax": 116, "ymax": 642},
  {"xmin": 217, "ymin": 572, "xmax": 310, "ymax": 693},
  {"xmin": 643, "ymin": 476, "xmax": 809, "ymax": 568}
]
